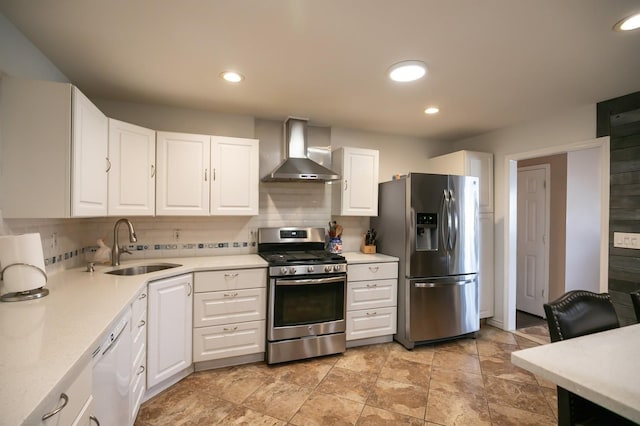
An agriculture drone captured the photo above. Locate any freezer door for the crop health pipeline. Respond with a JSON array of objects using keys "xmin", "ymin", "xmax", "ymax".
[
  {"xmin": 448, "ymin": 175, "xmax": 479, "ymax": 275},
  {"xmin": 408, "ymin": 173, "xmax": 449, "ymax": 277},
  {"xmin": 408, "ymin": 274, "xmax": 479, "ymax": 342}
]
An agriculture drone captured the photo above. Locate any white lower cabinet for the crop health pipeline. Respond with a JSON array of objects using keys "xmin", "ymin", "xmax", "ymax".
[
  {"xmin": 129, "ymin": 287, "xmax": 147, "ymax": 424},
  {"xmin": 147, "ymin": 274, "xmax": 193, "ymax": 389},
  {"xmin": 346, "ymin": 261, "xmax": 398, "ymax": 343},
  {"xmin": 40, "ymin": 362, "xmax": 92, "ymax": 426},
  {"xmin": 192, "ymin": 268, "xmax": 266, "ymax": 364}
]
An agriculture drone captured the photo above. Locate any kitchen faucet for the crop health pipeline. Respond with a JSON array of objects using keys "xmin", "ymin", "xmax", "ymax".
[{"xmin": 112, "ymin": 218, "xmax": 138, "ymax": 266}]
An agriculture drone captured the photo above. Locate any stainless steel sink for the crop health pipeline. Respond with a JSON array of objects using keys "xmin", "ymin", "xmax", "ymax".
[{"xmin": 105, "ymin": 263, "xmax": 182, "ymax": 276}]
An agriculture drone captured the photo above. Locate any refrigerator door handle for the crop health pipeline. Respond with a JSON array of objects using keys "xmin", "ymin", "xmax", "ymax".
[
  {"xmin": 441, "ymin": 189, "xmax": 449, "ymax": 251},
  {"xmin": 414, "ymin": 278, "xmax": 475, "ymax": 288},
  {"xmin": 450, "ymin": 189, "xmax": 458, "ymax": 250}
]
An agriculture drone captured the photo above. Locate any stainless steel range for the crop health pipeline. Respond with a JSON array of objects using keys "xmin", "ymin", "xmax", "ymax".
[{"xmin": 258, "ymin": 227, "xmax": 347, "ymax": 364}]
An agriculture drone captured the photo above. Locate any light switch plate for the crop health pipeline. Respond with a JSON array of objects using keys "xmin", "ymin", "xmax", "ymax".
[{"xmin": 613, "ymin": 232, "xmax": 640, "ymax": 249}]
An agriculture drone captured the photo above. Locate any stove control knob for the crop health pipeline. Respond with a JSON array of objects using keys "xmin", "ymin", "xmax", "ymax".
[
  {"xmin": 280, "ymin": 266, "xmax": 289, "ymax": 275},
  {"xmin": 307, "ymin": 266, "xmax": 315, "ymax": 273},
  {"xmin": 324, "ymin": 265, "xmax": 334, "ymax": 273},
  {"xmin": 333, "ymin": 264, "xmax": 342, "ymax": 272},
  {"xmin": 291, "ymin": 267, "xmax": 298, "ymax": 274}
]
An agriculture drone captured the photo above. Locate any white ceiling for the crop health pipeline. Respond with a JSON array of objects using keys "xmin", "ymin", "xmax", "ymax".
[{"xmin": 1, "ymin": 0, "xmax": 639, "ymax": 141}]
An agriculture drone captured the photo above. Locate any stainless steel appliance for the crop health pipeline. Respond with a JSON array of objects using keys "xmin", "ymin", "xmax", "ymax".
[
  {"xmin": 371, "ymin": 173, "xmax": 479, "ymax": 349},
  {"xmin": 258, "ymin": 227, "xmax": 347, "ymax": 364}
]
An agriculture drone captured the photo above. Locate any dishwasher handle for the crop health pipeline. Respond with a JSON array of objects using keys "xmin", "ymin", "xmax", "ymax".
[{"xmin": 101, "ymin": 322, "xmax": 128, "ymax": 356}]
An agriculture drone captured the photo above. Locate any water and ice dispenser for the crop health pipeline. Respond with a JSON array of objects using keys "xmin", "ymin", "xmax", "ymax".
[{"xmin": 416, "ymin": 212, "xmax": 438, "ymax": 250}]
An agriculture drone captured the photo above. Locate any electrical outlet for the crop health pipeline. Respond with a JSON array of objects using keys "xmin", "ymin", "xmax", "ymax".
[
  {"xmin": 52, "ymin": 232, "xmax": 58, "ymax": 249},
  {"xmin": 173, "ymin": 229, "xmax": 180, "ymax": 241},
  {"xmin": 613, "ymin": 232, "xmax": 640, "ymax": 249}
]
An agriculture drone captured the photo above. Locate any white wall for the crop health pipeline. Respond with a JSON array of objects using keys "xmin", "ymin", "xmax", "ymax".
[
  {"xmin": 565, "ymin": 147, "xmax": 601, "ymax": 292},
  {"xmin": 453, "ymin": 105, "xmax": 597, "ymax": 328}
]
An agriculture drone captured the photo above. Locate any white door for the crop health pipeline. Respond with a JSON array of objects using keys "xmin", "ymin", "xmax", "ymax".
[
  {"xmin": 108, "ymin": 119, "xmax": 156, "ymax": 216},
  {"xmin": 147, "ymin": 274, "xmax": 193, "ymax": 388},
  {"xmin": 210, "ymin": 136, "xmax": 259, "ymax": 215},
  {"xmin": 156, "ymin": 132, "xmax": 210, "ymax": 215},
  {"xmin": 516, "ymin": 166, "xmax": 550, "ymax": 317},
  {"xmin": 71, "ymin": 87, "xmax": 108, "ymax": 217}
]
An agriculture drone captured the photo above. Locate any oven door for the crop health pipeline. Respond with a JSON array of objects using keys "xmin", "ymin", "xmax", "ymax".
[{"xmin": 268, "ymin": 274, "xmax": 346, "ymax": 341}]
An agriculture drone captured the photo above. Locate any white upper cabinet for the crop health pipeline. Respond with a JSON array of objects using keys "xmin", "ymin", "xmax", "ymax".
[
  {"xmin": 0, "ymin": 77, "xmax": 109, "ymax": 218},
  {"xmin": 71, "ymin": 87, "xmax": 109, "ymax": 217},
  {"xmin": 426, "ymin": 150, "xmax": 493, "ymax": 213},
  {"xmin": 332, "ymin": 147, "xmax": 380, "ymax": 216},
  {"xmin": 156, "ymin": 131, "xmax": 211, "ymax": 216},
  {"xmin": 108, "ymin": 119, "xmax": 156, "ymax": 216},
  {"xmin": 210, "ymin": 136, "xmax": 259, "ymax": 216}
]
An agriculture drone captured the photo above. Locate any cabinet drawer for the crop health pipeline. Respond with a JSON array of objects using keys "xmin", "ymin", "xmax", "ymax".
[
  {"xmin": 131, "ymin": 307, "xmax": 147, "ymax": 355},
  {"xmin": 41, "ymin": 361, "xmax": 91, "ymax": 426},
  {"xmin": 129, "ymin": 342, "xmax": 146, "ymax": 424},
  {"xmin": 131, "ymin": 287, "xmax": 148, "ymax": 325},
  {"xmin": 347, "ymin": 279, "xmax": 397, "ymax": 311},
  {"xmin": 194, "ymin": 288, "xmax": 266, "ymax": 327},
  {"xmin": 346, "ymin": 307, "xmax": 397, "ymax": 341},
  {"xmin": 348, "ymin": 262, "xmax": 398, "ymax": 282},
  {"xmin": 193, "ymin": 320, "xmax": 265, "ymax": 362},
  {"xmin": 194, "ymin": 268, "xmax": 267, "ymax": 292}
]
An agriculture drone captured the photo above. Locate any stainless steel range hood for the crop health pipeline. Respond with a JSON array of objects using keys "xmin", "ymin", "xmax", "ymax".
[{"xmin": 262, "ymin": 117, "xmax": 340, "ymax": 182}]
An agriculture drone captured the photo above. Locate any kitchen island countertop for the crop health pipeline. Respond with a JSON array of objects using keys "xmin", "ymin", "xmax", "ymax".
[{"xmin": 0, "ymin": 254, "xmax": 267, "ymax": 426}]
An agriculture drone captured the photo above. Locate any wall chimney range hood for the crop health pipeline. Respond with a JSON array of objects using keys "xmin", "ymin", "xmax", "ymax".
[{"xmin": 262, "ymin": 117, "xmax": 340, "ymax": 182}]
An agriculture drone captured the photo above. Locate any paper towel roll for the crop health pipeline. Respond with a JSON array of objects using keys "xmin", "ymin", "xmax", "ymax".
[{"xmin": 0, "ymin": 233, "xmax": 47, "ymax": 295}]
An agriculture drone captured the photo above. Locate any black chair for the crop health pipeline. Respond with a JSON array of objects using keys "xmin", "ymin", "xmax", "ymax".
[
  {"xmin": 543, "ymin": 290, "xmax": 634, "ymax": 426},
  {"xmin": 631, "ymin": 290, "xmax": 640, "ymax": 323}
]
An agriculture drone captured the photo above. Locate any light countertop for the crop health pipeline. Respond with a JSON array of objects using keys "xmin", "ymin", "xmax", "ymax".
[
  {"xmin": 511, "ymin": 323, "xmax": 640, "ymax": 424},
  {"xmin": 1, "ymin": 252, "xmax": 398, "ymax": 425},
  {"xmin": 342, "ymin": 252, "xmax": 398, "ymax": 264},
  {"xmin": 0, "ymin": 254, "xmax": 267, "ymax": 426}
]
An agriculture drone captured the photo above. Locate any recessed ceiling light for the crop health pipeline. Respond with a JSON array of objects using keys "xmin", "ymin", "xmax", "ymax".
[
  {"xmin": 613, "ymin": 13, "xmax": 640, "ymax": 31},
  {"xmin": 388, "ymin": 60, "xmax": 427, "ymax": 82},
  {"xmin": 220, "ymin": 71, "xmax": 244, "ymax": 83},
  {"xmin": 424, "ymin": 107, "xmax": 440, "ymax": 115}
]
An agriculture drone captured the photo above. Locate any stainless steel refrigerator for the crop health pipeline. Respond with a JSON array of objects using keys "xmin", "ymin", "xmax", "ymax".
[{"xmin": 371, "ymin": 173, "xmax": 479, "ymax": 349}]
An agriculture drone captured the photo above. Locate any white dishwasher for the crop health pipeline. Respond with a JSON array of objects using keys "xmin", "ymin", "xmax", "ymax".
[{"xmin": 92, "ymin": 307, "xmax": 132, "ymax": 425}]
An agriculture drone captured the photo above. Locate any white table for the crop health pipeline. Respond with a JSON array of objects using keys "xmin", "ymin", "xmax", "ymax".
[{"xmin": 511, "ymin": 323, "xmax": 640, "ymax": 424}]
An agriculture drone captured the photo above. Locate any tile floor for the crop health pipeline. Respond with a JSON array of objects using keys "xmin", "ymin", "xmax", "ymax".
[{"xmin": 135, "ymin": 325, "xmax": 556, "ymax": 425}]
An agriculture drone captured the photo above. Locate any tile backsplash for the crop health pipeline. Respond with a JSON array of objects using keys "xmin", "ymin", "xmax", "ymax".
[{"xmin": 0, "ymin": 182, "xmax": 370, "ymax": 275}]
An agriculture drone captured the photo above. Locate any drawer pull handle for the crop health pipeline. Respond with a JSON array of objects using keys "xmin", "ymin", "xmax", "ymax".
[
  {"xmin": 223, "ymin": 326, "xmax": 238, "ymax": 332},
  {"xmin": 369, "ymin": 266, "xmax": 379, "ymax": 273},
  {"xmin": 90, "ymin": 415, "xmax": 101, "ymax": 425},
  {"xmin": 138, "ymin": 293, "xmax": 147, "ymax": 300},
  {"xmin": 137, "ymin": 365, "xmax": 146, "ymax": 375},
  {"xmin": 224, "ymin": 292, "xmax": 239, "ymax": 297},
  {"xmin": 224, "ymin": 273, "xmax": 239, "ymax": 279},
  {"xmin": 366, "ymin": 284, "xmax": 378, "ymax": 288},
  {"xmin": 42, "ymin": 393, "xmax": 68, "ymax": 420},
  {"xmin": 138, "ymin": 320, "xmax": 146, "ymax": 328},
  {"xmin": 366, "ymin": 311, "xmax": 378, "ymax": 316}
]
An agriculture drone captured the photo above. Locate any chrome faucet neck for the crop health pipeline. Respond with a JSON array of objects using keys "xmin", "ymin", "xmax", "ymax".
[{"xmin": 112, "ymin": 218, "xmax": 138, "ymax": 266}]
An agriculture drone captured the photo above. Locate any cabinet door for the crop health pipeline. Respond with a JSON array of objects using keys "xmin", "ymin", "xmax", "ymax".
[
  {"xmin": 71, "ymin": 87, "xmax": 108, "ymax": 217},
  {"xmin": 147, "ymin": 274, "xmax": 193, "ymax": 388},
  {"xmin": 108, "ymin": 119, "xmax": 156, "ymax": 216},
  {"xmin": 479, "ymin": 213, "xmax": 494, "ymax": 318},
  {"xmin": 156, "ymin": 132, "xmax": 210, "ymax": 215},
  {"xmin": 332, "ymin": 147, "xmax": 379, "ymax": 216},
  {"xmin": 210, "ymin": 136, "xmax": 259, "ymax": 215},
  {"xmin": 466, "ymin": 152, "xmax": 494, "ymax": 213}
]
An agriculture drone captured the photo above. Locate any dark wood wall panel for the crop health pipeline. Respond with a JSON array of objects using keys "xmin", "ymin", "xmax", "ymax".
[{"xmin": 600, "ymin": 93, "xmax": 640, "ymax": 325}]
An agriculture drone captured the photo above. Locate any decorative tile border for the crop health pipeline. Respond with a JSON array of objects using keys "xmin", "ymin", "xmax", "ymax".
[{"xmin": 44, "ymin": 241, "xmax": 256, "ymax": 266}]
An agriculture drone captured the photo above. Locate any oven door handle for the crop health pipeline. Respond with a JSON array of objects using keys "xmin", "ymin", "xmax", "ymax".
[{"xmin": 275, "ymin": 275, "xmax": 345, "ymax": 286}]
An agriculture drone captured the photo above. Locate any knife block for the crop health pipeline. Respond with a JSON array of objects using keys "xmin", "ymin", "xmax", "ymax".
[{"xmin": 361, "ymin": 234, "xmax": 376, "ymax": 254}]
